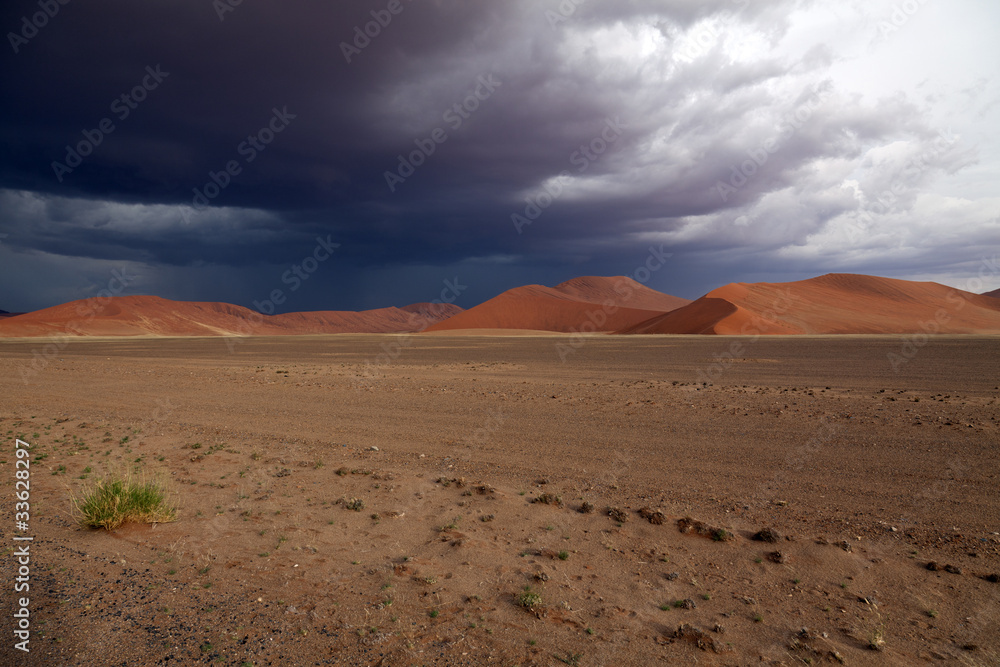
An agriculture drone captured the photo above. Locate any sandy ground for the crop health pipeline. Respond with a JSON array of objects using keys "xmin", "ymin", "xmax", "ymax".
[{"xmin": 1, "ymin": 334, "xmax": 998, "ymax": 666}]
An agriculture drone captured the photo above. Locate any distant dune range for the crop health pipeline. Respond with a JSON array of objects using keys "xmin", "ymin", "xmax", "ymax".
[
  {"xmin": 3, "ymin": 273, "xmax": 1000, "ymax": 338},
  {"xmin": 424, "ymin": 276, "xmax": 691, "ymax": 333},
  {"xmin": 620, "ymin": 274, "xmax": 1000, "ymax": 335},
  {"xmin": 0, "ymin": 295, "xmax": 461, "ymax": 338}
]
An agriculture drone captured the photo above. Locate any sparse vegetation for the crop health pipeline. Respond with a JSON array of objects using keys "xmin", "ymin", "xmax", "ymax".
[
  {"xmin": 516, "ymin": 587, "xmax": 542, "ymax": 610},
  {"xmin": 73, "ymin": 470, "xmax": 176, "ymax": 530},
  {"xmin": 345, "ymin": 498, "xmax": 365, "ymax": 511},
  {"xmin": 869, "ymin": 625, "xmax": 886, "ymax": 651},
  {"xmin": 532, "ymin": 493, "xmax": 562, "ymax": 506},
  {"xmin": 608, "ymin": 507, "xmax": 628, "ymax": 523}
]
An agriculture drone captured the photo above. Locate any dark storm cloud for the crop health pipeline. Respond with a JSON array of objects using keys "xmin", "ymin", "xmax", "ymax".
[{"xmin": 0, "ymin": 0, "xmax": 994, "ymax": 311}]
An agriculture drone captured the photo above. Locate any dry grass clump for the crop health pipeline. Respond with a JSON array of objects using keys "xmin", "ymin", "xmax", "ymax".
[
  {"xmin": 677, "ymin": 516, "xmax": 734, "ymax": 542},
  {"xmin": 73, "ymin": 469, "xmax": 176, "ymax": 530},
  {"xmin": 515, "ymin": 586, "xmax": 543, "ymax": 610},
  {"xmin": 638, "ymin": 507, "xmax": 666, "ymax": 525},
  {"xmin": 607, "ymin": 507, "xmax": 629, "ymax": 523}
]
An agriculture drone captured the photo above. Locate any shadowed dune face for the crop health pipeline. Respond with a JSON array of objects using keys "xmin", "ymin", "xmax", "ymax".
[
  {"xmin": 425, "ymin": 276, "xmax": 690, "ymax": 333},
  {"xmin": 985, "ymin": 288, "xmax": 1000, "ymax": 299},
  {"xmin": 620, "ymin": 273, "xmax": 1000, "ymax": 335},
  {"xmin": 0, "ymin": 295, "xmax": 462, "ymax": 337}
]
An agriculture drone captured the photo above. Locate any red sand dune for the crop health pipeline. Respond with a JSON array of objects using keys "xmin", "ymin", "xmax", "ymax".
[
  {"xmin": 425, "ymin": 276, "xmax": 690, "ymax": 333},
  {"xmin": 622, "ymin": 273, "xmax": 1000, "ymax": 335},
  {"xmin": 0, "ymin": 295, "xmax": 461, "ymax": 338},
  {"xmin": 985, "ymin": 288, "xmax": 1000, "ymax": 299}
]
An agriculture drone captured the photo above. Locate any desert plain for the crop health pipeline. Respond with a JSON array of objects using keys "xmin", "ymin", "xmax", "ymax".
[{"xmin": 1, "ymin": 334, "xmax": 998, "ymax": 666}]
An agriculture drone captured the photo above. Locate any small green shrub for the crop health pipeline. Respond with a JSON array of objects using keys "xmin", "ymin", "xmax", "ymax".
[
  {"xmin": 73, "ymin": 471, "xmax": 175, "ymax": 530},
  {"xmin": 345, "ymin": 498, "xmax": 365, "ymax": 511},
  {"xmin": 516, "ymin": 587, "xmax": 542, "ymax": 610}
]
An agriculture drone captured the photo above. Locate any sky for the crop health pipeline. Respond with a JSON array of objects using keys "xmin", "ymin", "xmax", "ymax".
[{"xmin": 1, "ymin": 0, "xmax": 998, "ymax": 314}]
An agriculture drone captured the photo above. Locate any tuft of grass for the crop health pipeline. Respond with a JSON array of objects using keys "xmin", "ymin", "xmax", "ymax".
[
  {"xmin": 869, "ymin": 625, "xmax": 886, "ymax": 651},
  {"xmin": 558, "ymin": 550, "xmax": 569, "ymax": 561},
  {"xmin": 516, "ymin": 587, "xmax": 542, "ymax": 610},
  {"xmin": 926, "ymin": 609, "xmax": 938, "ymax": 618},
  {"xmin": 440, "ymin": 516, "xmax": 461, "ymax": 531},
  {"xmin": 72, "ymin": 469, "xmax": 176, "ymax": 530},
  {"xmin": 429, "ymin": 609, "xmax": 439, "ymax": 618},
  {"xmin": 345, "ymin": 498, "xmax": 365, "ymax": 511}
]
